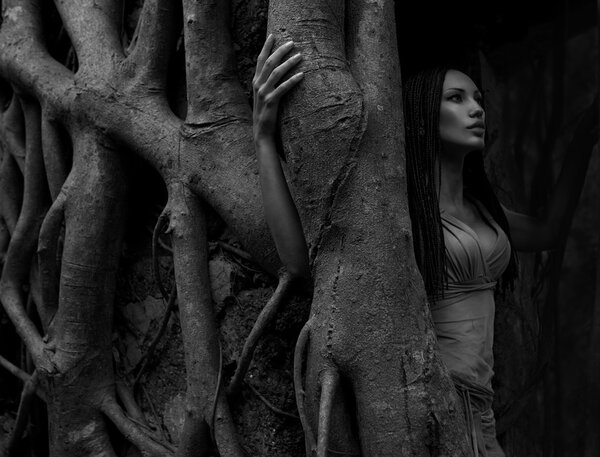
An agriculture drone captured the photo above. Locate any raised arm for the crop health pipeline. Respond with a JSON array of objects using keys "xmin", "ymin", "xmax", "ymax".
[
  {"xmin": 504, "ymin": 98, "xmax": 598, "ymax": 252},
  {"xmin": 253, "ymin": 35, "xmax": 309, "ymax": 278}
]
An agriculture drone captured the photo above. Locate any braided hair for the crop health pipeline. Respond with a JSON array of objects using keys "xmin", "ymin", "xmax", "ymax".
[{"xmin": 402, "ymin": 66, "xmax": 518, "ymax": 298}]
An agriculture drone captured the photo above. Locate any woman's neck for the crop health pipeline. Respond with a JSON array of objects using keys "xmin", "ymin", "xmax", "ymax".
[{"xmin": 438, "ymin": 154, "xmax": 465, "ymax": 209}]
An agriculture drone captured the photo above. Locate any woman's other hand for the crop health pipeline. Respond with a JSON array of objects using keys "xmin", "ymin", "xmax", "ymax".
[{"xmin": 252, "ymin": 34, "xmax": 303, "ymax": 144}]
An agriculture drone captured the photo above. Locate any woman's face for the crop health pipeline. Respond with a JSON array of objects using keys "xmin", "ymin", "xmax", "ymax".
[{"xmin": 439, "ymin": 69, "xmax": 485, "ymax": 155}]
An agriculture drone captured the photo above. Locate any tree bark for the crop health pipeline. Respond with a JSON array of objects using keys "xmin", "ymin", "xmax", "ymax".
[{"xmin": 269, "ymin": 1, "xmax": 470, "ymax": 455}]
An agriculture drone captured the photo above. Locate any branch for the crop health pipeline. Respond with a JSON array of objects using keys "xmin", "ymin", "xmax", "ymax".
[
  {"xmin": 0, "ymin": 0, "xmax": 74, "ymax": 102},
  {"xmin": 168, "ymin": 182, "xmax": 244, "ymax": 457},
  {"xmin": 0, "ymin": 97, "xmax": 53, "ymax": 372},
  {"xmin": 41, "ymin": 115, "xmax": 70, "ymax": 200},
  {"xmin": 125, "ymin": 0, "xmax": 180, "ymax": 90},
  {"xmin": 53, "ymin": 0, "xmax": 125, "ymax": 73},
  {"xmin": 181, "ymin": 0, "xmax": 250, "ymax": 124},
  {"xmin": 100, "ymin": 395, "xmax": 176, "ymax": 457},
  {"xmin": 228, "ymin": 269, "xmax": 293, "ymax": 396}
]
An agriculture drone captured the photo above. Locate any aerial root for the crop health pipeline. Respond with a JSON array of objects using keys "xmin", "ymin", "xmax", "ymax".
[
  {"xmin": 5, "ymin": 371, "xmax": 39, "ymax": 456},
  {"xmin": 115, "ymin": 378, "xmax": 149, "ymax": 427},
  {"xmin": 133, "ymin": 286, "xmax": 177, "ymax": 388},
  {"xmin": 0, "ymin": 354, "xmax": 29, "ymax": 383},
  {"xmin": 100, "ymin": 395, "xmax": 176, "ymax": 457},
  {"xmin": 294, "ymin": 318, "xmax": 317, "ymax": 455},
  {"xmin": 152, "ymin": 208, "xmax": 171, "ymax": 302},
  {"xmin": 0, "ymin": 218, "xmax": 9, "ymax": 263},
  {"xmin": 227, "ymin": 268, "xmax": 293, "ymax": 396},
  {"xmin": 209, "ymin": 340, "xmax": 223, "ymax": 444},
  {"xmin": 317, "ymin": 368, "xmax": 340, "ymax": 457},
  {"xmin": 40, "ymin": 115, "xmax": 69, "ymax": 201},
  {"xmin": 37, "ymin": 192, "xmax": 66, "ymax": 330},
  {"xmin": 244, "ymin": 380, "xmax": 300, "ymax": 421}
]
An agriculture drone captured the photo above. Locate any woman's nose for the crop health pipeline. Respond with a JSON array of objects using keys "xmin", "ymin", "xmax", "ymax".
[{"xmin": 470, "ymin": 104, "xmax": 484, "ymax": 118}]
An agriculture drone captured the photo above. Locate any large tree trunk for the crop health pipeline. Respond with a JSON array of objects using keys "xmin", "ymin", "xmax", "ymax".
[{"xmin": 268, "ymin": 1, "xmax": 469, "ymax": 455}]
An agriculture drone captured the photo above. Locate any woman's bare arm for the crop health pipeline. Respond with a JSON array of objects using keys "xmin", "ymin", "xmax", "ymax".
[
  {"xmin": 504, "ymin": 99, "xmax": 598, "ymax": 252},
  {"xmin": 253, "ymin": 35, "xmax": 309, "ymax": 278}
]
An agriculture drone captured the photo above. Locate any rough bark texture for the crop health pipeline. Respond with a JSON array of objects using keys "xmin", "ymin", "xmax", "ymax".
[
  {"xmin": 0, "ymin": 0, "xmax": 597, "ymax": 456},
  {"xmin": 268, "ymin": 1, "xmax": 469, "ymax": 455}
]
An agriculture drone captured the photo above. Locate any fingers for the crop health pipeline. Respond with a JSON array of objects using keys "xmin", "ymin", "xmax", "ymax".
[
  {"xmin": 255, "ymin": 34, "xmax": 275, "ymax": 77},
  {"xmin": 255, "ymin": 40, "xmax": 296, "ymax": 87},
  {"xmin": 270, "ymin": 72, "xmax": 304, "ymax": 102},
  {"xmin": 263, "ymin": 52, "xmax": 302, "ymax": 92}
]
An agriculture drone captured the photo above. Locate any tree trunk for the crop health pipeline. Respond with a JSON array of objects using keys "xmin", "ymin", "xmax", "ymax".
[{"xmin": 268, "ymin": 1, "xmax": 470, "ymax": 455}]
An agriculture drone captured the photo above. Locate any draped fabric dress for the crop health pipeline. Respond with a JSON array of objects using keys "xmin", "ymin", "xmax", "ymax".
[{"xmin": 431, "ymin": 197, "xmax": 511, "ymax": 457}]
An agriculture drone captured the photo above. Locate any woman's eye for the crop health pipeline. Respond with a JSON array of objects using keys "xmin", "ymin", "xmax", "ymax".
[{"xmin": 448, "ymin": 94, "xmax": 462, "ymax": 102}]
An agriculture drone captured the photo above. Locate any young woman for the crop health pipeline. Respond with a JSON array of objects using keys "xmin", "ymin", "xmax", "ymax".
[{"xmin": 253, "ymin": 35, "xmax": 597, "ymax": 456}]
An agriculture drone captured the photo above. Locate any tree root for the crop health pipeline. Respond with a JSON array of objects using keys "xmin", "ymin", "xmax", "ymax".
[
  {"xmin": 228, "ymin": 268, "xmax": 293, "ymax": 396},
  {"xmin": 140, "ymin": 385, "xmax": 170, "ymax": 443},
  {"xmin": 245, "ymin": 380, "xmax": 300, "ymax": 421},
  {"xmin": 133, "ymin": 286, "xmax": 177, "ymax": 388},
  {"xmin": 168, "ymin": 182, "xmax": 243, "ymax": 457},
  {"xmin": 1, "ymin": 94, "xmax": 26, "ymax": 170},
  {"xmin": 294, "ymin": 319, "xmax": 317, "ymax": 455},
  {"xmin": 215, "ymin": 241, "xmax": 252, "ymax": 262},
  {"xmin": 317, "ymin": 369, "xmax": 340, "ymax": 457},
  {"xmin": 40, "ymin": 115, "xmax": 69, "ymax": 201},
  {"xmin": 0, "ymin": 354, "xmax": 29, "ymax": 384},
  {"xmin": 37, "ymin": 191, "xmax": 66, "ymax": 331},
  {"xmin": 116, "ymin": 378, "xmax": 149, "ymax": 427},
  {"xmin": 4, "ymin": 371, "xmax": 39, "ymax": 456},
  {"xmin": 152, "ymin": 208, "xmax": 171, "ymax": 302},
  {"xmin": 0, "ymin": 218, "xmax": 9, "ymax": 263},
  {"xmin": 0, "ymin": 97, "xmax": 52, "ymax": 373},
  {"xmin": 0, "ymin": 152, "xmax": 23, "ymax": 237},
  {"xmin": 100, "ymin": 395, "xmax": 176, "ymax": 457}
]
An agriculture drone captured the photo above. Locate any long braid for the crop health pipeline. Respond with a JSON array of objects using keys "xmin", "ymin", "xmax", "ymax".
[
  {"xmin": 403, "ymin": 67, "xmax": 447, "ymax": 296},
  {"xmin": 403, "ymin": 67, "xmax": 518, "ymax": 299},
  {"xmin": 464, "ymin": 152, "xmax": 518, "ymax": 291}
]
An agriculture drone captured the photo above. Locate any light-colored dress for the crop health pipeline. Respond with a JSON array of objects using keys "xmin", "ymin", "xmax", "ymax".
[{"xmin": 431, "ymin": 197, "xmax": 511, "ymax": 457}]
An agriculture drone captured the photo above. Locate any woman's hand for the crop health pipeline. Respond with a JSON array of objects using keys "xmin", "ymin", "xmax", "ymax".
[{"xmin": 253, "ymin": 34, "xmax": 303, "ymax": 144}]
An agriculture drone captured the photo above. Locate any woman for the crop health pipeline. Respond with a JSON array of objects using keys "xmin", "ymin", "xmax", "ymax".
[{"xmin": 253, "ymin": 35, "xmax": 597, "ymax": 456}]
